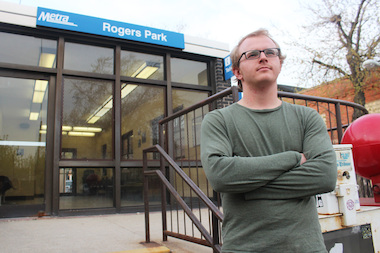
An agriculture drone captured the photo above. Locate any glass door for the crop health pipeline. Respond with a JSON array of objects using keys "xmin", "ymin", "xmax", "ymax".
[{"xmin": 0, "ymin": 76, "xmax": 49, "ymax": 217}]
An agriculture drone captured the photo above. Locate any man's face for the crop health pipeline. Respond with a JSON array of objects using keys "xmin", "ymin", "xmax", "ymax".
[{"xmin": 234, "ymin": 35, "xmax": 282, "ymax": 87}]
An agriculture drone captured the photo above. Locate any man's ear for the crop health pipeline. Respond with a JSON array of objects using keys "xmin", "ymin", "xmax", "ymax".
[{"xmin": 232, "ymin": 67, "xmax": 242, "ymax": 80}]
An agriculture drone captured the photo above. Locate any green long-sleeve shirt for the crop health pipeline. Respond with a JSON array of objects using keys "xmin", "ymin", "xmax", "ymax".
[{"xmin": 201, "ymin": 102, "xmax": 337, "ymax": 253}]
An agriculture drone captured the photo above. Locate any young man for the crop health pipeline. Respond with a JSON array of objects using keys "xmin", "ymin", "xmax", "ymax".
[{"xmin": 200, "ymin": 29, "xmax": 337, "ymax": 252}]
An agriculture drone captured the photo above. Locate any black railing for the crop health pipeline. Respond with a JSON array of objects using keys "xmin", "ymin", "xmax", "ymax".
[
  {"xmin": 143, "ymin": 86, "xmax": 370, "ymax": 252},
  {"xmin": 143, "ymin": 145, "xmax": 223, "ymax": 252},
  {"xmin": 277, "ymin": 91, "xmax": 369, "ymax": 143}
]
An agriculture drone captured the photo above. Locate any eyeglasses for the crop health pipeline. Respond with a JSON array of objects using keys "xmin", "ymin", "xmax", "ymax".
[{"xmin": 238, "ymin": 48, "xmax": 281, "ymax": 66}]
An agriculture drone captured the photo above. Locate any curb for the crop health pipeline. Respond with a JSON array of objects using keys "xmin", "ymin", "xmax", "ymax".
[{"xmin": 109, "ymin": 246, "xmax": 171, "ymax": 253}]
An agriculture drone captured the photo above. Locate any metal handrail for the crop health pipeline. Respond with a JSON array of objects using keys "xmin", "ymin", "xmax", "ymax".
[
  {"xmin": 159, "ymin": 86, "xmax": 239, "ymax": 125},
  {"xmin": 159, "ymin": 86, "xmax": 368, "ymax": 126},
  {"xmin": 145, "ymin": 145, "xmax": 223, "ymax": 221},
  {"xmin": 278, "ymin": 90, "xmax": 369, "ymax": 113},
  {"xmin": 143, "ymin": 85, "xmax": 370, "ymax": 252},
  {"xmin": 143, "ymin": 145, "xmax": 223, "ymax": 252}
]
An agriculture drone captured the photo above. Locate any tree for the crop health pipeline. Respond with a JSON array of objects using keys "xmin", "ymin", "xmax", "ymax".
[{"xmin": 297, "ymin": 0, "xmax": 379, "ymax": 119}]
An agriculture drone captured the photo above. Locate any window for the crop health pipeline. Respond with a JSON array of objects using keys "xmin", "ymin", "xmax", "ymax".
[
  {"xmin": 0, "ymin": 32, "xmax": 56, "ymax": 68},
  {"xmin": 122, "ymin": 131, "xmax": 134, "ymax": 159},
  {"xmin": 171, "ymin": 58, "xmax": 208, "ymax": 86},
  {"xmin": 0, "ymin": 76, "xmax": 49, "ymax": 206},
  {"xmin": 64, "ymin": 42, "xmax": 114, "ymax": 74},
  {"xmin": 120, "ymin": 167, "xmax": 161, "ymax": 206},
  {"xmin": 121, "ymin": 51, "xmax": 164, "ymax": 80},
  {"xmin": 120, "ymin": 168, "xmax": 143, "ymax": 206},
  {"xmin": 61, "ymin": 78, "xmax": 113, "ymax": 159},
  {"xmin": 121, "ymin": 85, "xmax": 164, "ymax": 160},
  {"xmin": 59, "ymin": 167, "xmax": 114, "ymax": 209},
  {"xmin": 172, "ymin": 89, "xmax": 209, "ymax": 159}
]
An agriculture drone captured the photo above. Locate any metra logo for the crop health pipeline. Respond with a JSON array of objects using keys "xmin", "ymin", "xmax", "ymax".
[{"xmin": 38, "ymin": 11, "xmax": 78, "ymax": 27}]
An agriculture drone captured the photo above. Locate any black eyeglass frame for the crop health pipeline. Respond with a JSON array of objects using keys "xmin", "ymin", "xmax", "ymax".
[{"xmin": 237, "ymin": 48, "xmax": 281, "ymax": 66}]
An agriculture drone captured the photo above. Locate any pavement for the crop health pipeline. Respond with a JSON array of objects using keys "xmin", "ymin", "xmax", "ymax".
[{"xmin": 0, "ymin": 212, "xmax": 213, "ymax": 253}]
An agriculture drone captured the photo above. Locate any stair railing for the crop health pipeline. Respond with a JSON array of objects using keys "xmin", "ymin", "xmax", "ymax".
[{"xmin": 143, "ymin": 85, "xmax": 370, "ymax": 252}]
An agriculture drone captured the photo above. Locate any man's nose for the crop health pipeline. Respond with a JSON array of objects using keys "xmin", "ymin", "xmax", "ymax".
[{"xmin": 259, "ymin": 51, "xmax": 268, "ymax": 61}]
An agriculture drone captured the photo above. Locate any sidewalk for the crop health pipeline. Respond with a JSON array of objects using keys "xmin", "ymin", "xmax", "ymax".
[{"xmin": 0, "ymin": 212, "xmax": 213, "ymax": 253}]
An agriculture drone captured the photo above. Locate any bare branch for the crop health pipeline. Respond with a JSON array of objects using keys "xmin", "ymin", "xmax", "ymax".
[
  {"xmin": 292, "ymin": 0, "xmax": 378, "ymax": 101},
  {"xmin": 331, "ymin": 15, "xmax": 349, "ymax": 44},
  {"xmin": 349, "ymin": 0, "xmax": 367, "ymax": 40},
  {"xmin": 312, "ymin": 59, "xmax": 348, "ymax": 76},
  {"xmin": 367, "ymin": 36, "xmax": 380, "ymax": 57}
]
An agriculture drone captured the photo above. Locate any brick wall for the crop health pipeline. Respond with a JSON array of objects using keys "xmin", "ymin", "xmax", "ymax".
[
  {"xmin": 215, "ymin": 58, "xmax": 233, "ymax": 109},
  {"xmin": 301, "ymin": 70, "xmax": 380, "ymax": 113}
]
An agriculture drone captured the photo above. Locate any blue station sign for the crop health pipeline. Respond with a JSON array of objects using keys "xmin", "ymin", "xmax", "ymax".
[
  {"xmin": 36, "ymin": 7, "xmax": 185, "ymax": 49},
  {"xmin": 224, "ymin": 55, "xmax": 234, "ymax": 80}
]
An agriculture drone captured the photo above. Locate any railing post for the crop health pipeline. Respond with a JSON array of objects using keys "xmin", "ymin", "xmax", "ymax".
[
  {"xmin": 335, "ymin": 102, "xmax": 343, "ymax": 143},
  {"xmin": 212, "ymin": 212, "xmax": 220, "ymax": 253},
  {"xmin": 143, "ymin": 150, "xmax": 150, "ymax": 243},
  {"xmin": 231, "ymin": 85, "xmax": 240, "ymax": 103},
  {"xmin": 143, "ymin": 86, "xmax": 369, "ymax": 253},
  {"xmin": 159, "ymin": 125, "xmax": 168, "ymax": 241}
]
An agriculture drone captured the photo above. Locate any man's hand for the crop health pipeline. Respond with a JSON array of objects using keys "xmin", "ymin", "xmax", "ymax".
[{"xmin": 300, "ymin": 153, "xmax": 307, "ymax": 165}]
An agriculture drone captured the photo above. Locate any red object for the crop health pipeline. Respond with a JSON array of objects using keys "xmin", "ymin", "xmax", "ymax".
[{"xmin": 342, "ymin": 113, "xmax": 380, "ymax": 203}]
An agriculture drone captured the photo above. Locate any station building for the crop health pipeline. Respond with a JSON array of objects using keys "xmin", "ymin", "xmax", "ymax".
[{"xmin": 0, "ymin": 1, "xmax": 230, "ymax": 218}]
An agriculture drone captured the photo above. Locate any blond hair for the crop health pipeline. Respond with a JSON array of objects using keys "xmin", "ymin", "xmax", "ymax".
[{"xmin": 231, "ymin": 29, "xmax": 286, "ymax": 89}]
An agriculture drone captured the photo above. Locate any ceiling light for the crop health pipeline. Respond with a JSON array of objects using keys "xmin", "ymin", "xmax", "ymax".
[
  {"xmin": 103, "ymin": 99, "xmax": 113, "ymax": 109},
  {"xmin": 28, "ymin": 51, "xmax": 55, "ymax": 122},
  {"xmin": 73, "ymin": 126, "xmax": 102, "ymax": 132},
  {"xmin": 87, "ymin": 116, "xmax": 100, "ymax": 124},
  {"xmin": 136, "ymin": 66, "xmax": 158, "ymax": 79},
  {"xmin": 96, "ymin": 108, "xmax": 110, "ymax": 117},
  {"xmin": 86, "ymin": 96, "xmax": 113, "ymax": 124},
  {"xmin": 32, "ymin": 91, "xmax": 45, "ymax": 103},
  {"xmin": 131, "ymin": 62, "xmax": 159, "ymax": 78},
  {"xmin": 68, "ymin": 132, "xmax": 95, "ymax": 137},
  {"xmin": 39, "ymin": 52, "xmax": 56, "ymax": 68},
  {"xmin": 62, "ymin": 126, "xmax": 72, "ymax": 131},
  {"xmin": 35, "ymin": 80, "xmax": 48, "ymax": 91},
  {"xmin": 131, "ymin": 62, "xmax": 147, "ymax": 77},
  {"xmin": 29, "ymin": 112, "xmax": 39, "ymax": 120},
  {"xmin": 32, "ymin": 80, "xmax": 48, "ymax": 104},
  {"xmin": 121, "ymin": 84, "xmax": 138, "ymax": 98}
]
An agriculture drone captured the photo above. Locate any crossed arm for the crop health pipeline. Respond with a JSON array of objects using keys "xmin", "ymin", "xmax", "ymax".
[{"xmin": 200, "ymin": 110, "xmax": 337, "ymax": 200}]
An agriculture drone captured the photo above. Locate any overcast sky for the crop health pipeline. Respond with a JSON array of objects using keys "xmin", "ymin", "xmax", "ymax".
[{"xmin": 5, "ymin": 0, "xmax": 313, "ymax": 87}]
